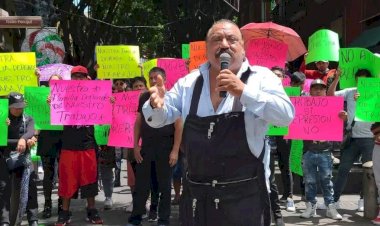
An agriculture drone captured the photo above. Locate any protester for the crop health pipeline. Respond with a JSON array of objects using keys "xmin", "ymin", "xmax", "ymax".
[
  {"xmin": 128, "ymin": 68, "xmax": 182, "ymax": 226},
  {"xmin": 327, "ymin": 69, "xmax": 375, "ymax": 211},
  {"xmin": 270, "ymin": 66, "xmax": 296, "ymax": 213},
  {"xmin": 300, "ymin": 79, "xmax": 345, "ymax": 220},
  {"xmin": 142, "ymin": 19, "xmax": 294, "ymax": 226},
  {"xmin": 300, "ymin": 59, "xmax": 336, "ymax": 84},
  {"xmin": 290, "ymin": 71, "xmax": 307, "ymax": 96},
  {"xmin": 371, "ymin": 122, "xmax": 380, "ymax": 225},
  {"xmin": 0, "ymin": 92, "xmax": 38, "ymax": 226},
  {"xmin": 55, "ymin": 66, "xmax": 103, "ymax": 225}
]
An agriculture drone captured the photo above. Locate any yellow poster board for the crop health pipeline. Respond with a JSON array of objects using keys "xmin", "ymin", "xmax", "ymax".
[
  {"xmin": 0, "ymin": 52, "xmax": 38, "ymax": 95},
  {"xmin": 96, "ymin": 45, "xmax": 141, "ymax": 79}
]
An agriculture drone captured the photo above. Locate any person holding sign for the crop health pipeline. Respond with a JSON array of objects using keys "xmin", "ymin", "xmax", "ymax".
[
  {"xmin": 328, "ymin": 68, "xmax": 375, "ymax": 212},
  {"xmin": 371, "ymin": 122, "xmax": 380, "ymax": 225},
  {"xmin": 128, "ymin": 68, "xmax": 182, "ymax": 226},
  {"xmin": 300, "ymin": 79, "xmax": 346, "ymax": 220},
  {"xmin": 0, "ymin": 92, "xmax": 38, "ymax": 226},
  {"xmin": 142, "ymin": 19, "xmax": 294, "ymax": 226},
  {"xmin": 55, "ymin": 66, "xmax": 103, "ymax": 226},
  {"xmin": 300, "ymin": 59, "xmax": 336, "ymax": 85}
]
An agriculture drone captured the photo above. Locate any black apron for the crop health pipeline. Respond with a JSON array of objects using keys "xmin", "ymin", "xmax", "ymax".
[{"xmin": 180, "ymin": 69, "xmax": 271, "ymax": 226}]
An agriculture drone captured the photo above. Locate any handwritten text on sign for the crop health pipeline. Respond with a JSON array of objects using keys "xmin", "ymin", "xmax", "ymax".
[
  {"xmin": 96, "ymin": 45, "xmax": 141, "ymax": 79},
  {"xmin": 0, "ymin": 52, "xmax": 38, "ymax": 95},
  {"xmin": 189, "ymin": 41, "xmax": 207, "ymax": 71},
  {"xmin": 356, "ymin": 77, "xmax": 380, "ymax": 122},
  {"xmin": 290, "ymin": 140, "xmax": 303, "ymax": 176},
  {"xmin": 50, "ymin": 80, "xmax": 112, "ymax": 125},
  {"xmin": 0, "ymin": 99, "xmax": 9, "ymax": 146},
  {"xmin": 246, "ymin": 38, "xmax": 288, "ymax": 69},
  {"xmin": 339, "ymin": 48, "xmax": 380, "ymax": 89},
  {"xmin": 108, "ymin": 91, "xmax": 141, "ymax": 148},
  {"xmin": 157, "ymin": 58, "xmax": 188, "ymax": 90},
  {"xmin": 284, "ymin": 96, "xmax": 344, "ymax": 141},
  {"xmin": 306, "ymin": 29, "xmax": 340, "ymax": 64},
  {"xmin": 24, "ymin": 87, "xmax": 63, "ymax": 130}
]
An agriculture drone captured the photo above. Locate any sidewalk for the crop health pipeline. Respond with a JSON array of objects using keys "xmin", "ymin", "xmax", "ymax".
[{"xmin": 22, "ymin": 163, "xmax": 375, "ymax": 226}]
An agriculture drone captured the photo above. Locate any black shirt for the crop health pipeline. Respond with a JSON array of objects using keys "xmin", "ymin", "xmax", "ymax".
[
  {"xmin": 61, "ymin": 126, "xmax": 96, "ymax": 150},
  {"xmin": 6, "ymin": 113, "xmax": 35, "ymax": 152},
  {"xmin": 138, "ymin": 92, "xmax": 175, "ymax": 141}
]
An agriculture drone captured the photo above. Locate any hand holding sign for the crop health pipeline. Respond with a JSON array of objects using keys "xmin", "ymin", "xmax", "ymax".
[{"xmin": 149, "ymin": 75, "xmax": 166, "ymax": 109}]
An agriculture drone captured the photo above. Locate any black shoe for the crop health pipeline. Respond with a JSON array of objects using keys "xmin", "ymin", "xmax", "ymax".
[
  {"xmin": 29, "ymin": 220, "xmax": 38, "ymax": 226},
  {"xmin": 114, "ymin": 181, "xmax": 121, "ymax": 187},
  {"xmin": 275, "ymin": 217, "xmax": 285, "ymax": 226},
  {"xmin": 43, "ymin": 205, "xmax": 52, "ymax": 218},
  {"xmin": 86, "ymin": 208, "xmax": 104, "ymax": 224},
  {"xmin": 148, "ymin": 211, "xmax": 158, "ymax": 222},
  {"xmin": 55, "ymin": 210, "xmax": 71, "ymax": 226}
]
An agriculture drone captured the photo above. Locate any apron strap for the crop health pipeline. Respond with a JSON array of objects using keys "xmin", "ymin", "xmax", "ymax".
[{"xmin": 189, "ymin": 68, "xmax": 253, "ymax": 116}]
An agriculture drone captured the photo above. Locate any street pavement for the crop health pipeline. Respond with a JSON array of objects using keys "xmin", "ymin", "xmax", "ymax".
[{"xmin": 21, "ymin": 161, "xmax": 375, "ymax": 226}]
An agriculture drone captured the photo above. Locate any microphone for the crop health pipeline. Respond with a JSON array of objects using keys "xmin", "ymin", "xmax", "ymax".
[{"xmin": 219, "ymin": 52, "xmax": 231, "ymax": 98}]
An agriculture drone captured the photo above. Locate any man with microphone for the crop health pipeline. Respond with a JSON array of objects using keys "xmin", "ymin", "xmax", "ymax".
[{"xmin": 142, "ymin": 19, "xmax": 294, "ymax": 226}]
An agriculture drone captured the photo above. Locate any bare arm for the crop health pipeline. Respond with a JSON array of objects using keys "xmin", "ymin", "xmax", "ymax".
[{"xmin": 327, "ymin": 70, "xmax": 340, "ymax": 96}]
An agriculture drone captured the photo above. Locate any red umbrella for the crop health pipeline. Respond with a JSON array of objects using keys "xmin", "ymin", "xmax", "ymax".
[{"xmin": 240, "ymin": 22, "xmax": 307, "ymax": 61}]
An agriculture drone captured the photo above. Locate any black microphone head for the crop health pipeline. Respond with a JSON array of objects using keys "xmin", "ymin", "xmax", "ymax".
[{"xmin": 220, "ymin": 52, "xmax": 231, "ymax": 64}]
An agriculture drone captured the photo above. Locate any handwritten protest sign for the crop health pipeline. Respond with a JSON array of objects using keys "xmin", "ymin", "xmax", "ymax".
[
  {"xmin": 182, "ymin": 44, "xmax": 190, "ymax": 59},
  {"xmin": 0, "ymin": 100, "xmax": 8, "ymax": 146},
  {"xmin": 95, "ymin": 125, "xmax": 110, "ymax": 145},
  {"xmin": 306, "ymin": 29, "xmax": 339, "ymax": 64},
  {"xmin": 285, "ymin": 96, "xmax": 344, "ymax": 141},
  {"xmin": 0, "ymin": 52, "xmax": 38, "ymax": 95},
  {"xmin": 24, "ymin": 87, "xmax": 63, "ymax": 130},
  {"xmin": 142, "ymin": 59, "xmax": 158, "ymax": 87},
  {"xmin": 50, "ymin": 80, "xmax": 112, "ymax": 125},
  {"xmin": 108, "ymin": 91, "xmax": 140, "ymax": 147},
  {"xmin": 356, "ymin": 77, "xmax": 380, "ymax": 122},
  {"xmin": 290, "ymin": 140, "xmax": 303, "ymax": 176},
  {"xmin": 96, "ymin": 45, "xmax": 141, "ymax": 79},
  {"xmin": 246, "ymin": 38, "xmax": 288, "ymax": 69},
  {"xmin": 38, "ymin": 63, "xmax": 72, "ymax": 81},
  {"xmin": 339, "ymin": 48, "xmax": 380, "ymax": 89},
  {"xmin": 267, "ymin": 87, "xmax": 300, "ymax": 136},
  {"xmin": 189, "ymin": 41, "xmax": 207, "ymax": 71},
  {"xmin": 303, "ymin": 79, "xmax": 313, "ymax": 94},
  {"xmin": 157, "ymin": 58, "xmax": 188, "ymax": 90}
]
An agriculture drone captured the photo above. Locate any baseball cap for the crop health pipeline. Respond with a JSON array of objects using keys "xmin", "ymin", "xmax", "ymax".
[
  {"xmin": 316, "ymin": 60, "xmax": 329, "ymax": 63},
  {"xmin": 8, "ymin": 92, "xmax": 25, "ymax": 108},
  {"xmin": 290, "ymin": 72, "xmax": 306, "ymax": 84},
  {"xmin": 310, "ymin": 79, "xmax": 327, "ymax": 88},
  {"xmin": 71, "ymin": 65, "xmax": 88, "ymax": 75}
]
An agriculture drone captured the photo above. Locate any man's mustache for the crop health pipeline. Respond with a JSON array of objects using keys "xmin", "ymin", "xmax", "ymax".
[{"xmin": 215, "ymin": 49, "xmax": 233, "ymax": 58}]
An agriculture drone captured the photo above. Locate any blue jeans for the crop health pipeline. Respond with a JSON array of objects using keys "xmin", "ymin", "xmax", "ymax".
[
  {"xmin": 303, "ymin": 150, "xmax": 334, "ymax": 205},
  {"xmin": 333, "ymin": 138, "xmax": 375, "ymax": 202}
]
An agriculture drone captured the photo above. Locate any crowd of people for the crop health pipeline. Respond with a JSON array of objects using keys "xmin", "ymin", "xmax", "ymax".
[{"xmin": 0, "ymin": 19, "xmax": 379, "ymax": 226}]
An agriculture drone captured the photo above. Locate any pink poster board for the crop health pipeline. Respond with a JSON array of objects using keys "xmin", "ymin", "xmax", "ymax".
[
  {"xmin": 284, "ymin": 96, "xmax": 344, "ymax": 141},
  {"xmin": 50, "ymin": 80, "xmax": 112, "ymax": 125},
  {"xmin": 157, "ymin": 58, "xmax": 188, "ymax": 90},
  {"xmin": 108, "ymin": 91, "xmax": 141, "ymax": 148},
  {"xmin": 303, "ymin": 79, "xmax": 313, "ymax": 93},
  {"xmin": 246, "ymin": 38, "xmax": 288, "ymax": 69},
  {"xmin": 282, "ymin": 77, "xmax": 291, "ymax": 87}
]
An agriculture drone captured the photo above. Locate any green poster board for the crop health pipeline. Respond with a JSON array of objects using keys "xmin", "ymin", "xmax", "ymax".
[
  {"xmin": 356, "ymin": 77, "xmax": 380, "ymax": 122},
  {"xmin": 0, "ymin": 99, "xmax": 9, "ymax": 146},
  {"xmin": 306, "ymin": 29, "xmax": 340, "ymax": 64},
  {"xmin": 290, "ymin": 140, "xmax": 303, "ymax": 176},
  {"xmin": 266, "ymin": 87, "xmax": 300, "ymax": 136},
  {"xmin": 339, "ymin": 48, "xmax": 380, "ymax": 89},
  {"xmin": 24, "ymin": 87, "xmax": 63, "ymax": 130},
  {"xmin": 95, "ymin": 125, "xmax": 110, "ymax": 145},
  {"xmin": 182, "ymin": 44, "xmax": 190, "ymax": 59}
]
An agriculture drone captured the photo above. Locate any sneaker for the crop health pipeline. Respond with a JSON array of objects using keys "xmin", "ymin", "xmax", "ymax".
[
  {"xmin": 372, "ymin": 215, "xmax": 380, "ymax": 225},
  {"xmin": 335, "ymin": 200, "xmax": 341, "ymax": 209},
  {"xmin": 86, "ymin": 208, "xmax": 104, "ymax": 224},
  {"xmin": 148, "ymin": 211, "xmax": 158, "ymax": 222},
  {"xmin": 55, "ymin": 210, "xmax": 71, "ymax": 226},
  {"xmin": 300, "ymin": 202, "xmax": 316, "ymax": 218},
  {"xmin": 358, "ymin": 198, "xmax": 364, "ymax": 212},
  {"xmin": 286, "ymin": 197, "xmax": 296, "ymax": 212},
  {"xmin": 326, "ymin": 203, "xmax": 343, "ymax": 220},
  {"xmin": 104, "ymin": 197, "xmax": 113, "ymax": 210}
]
